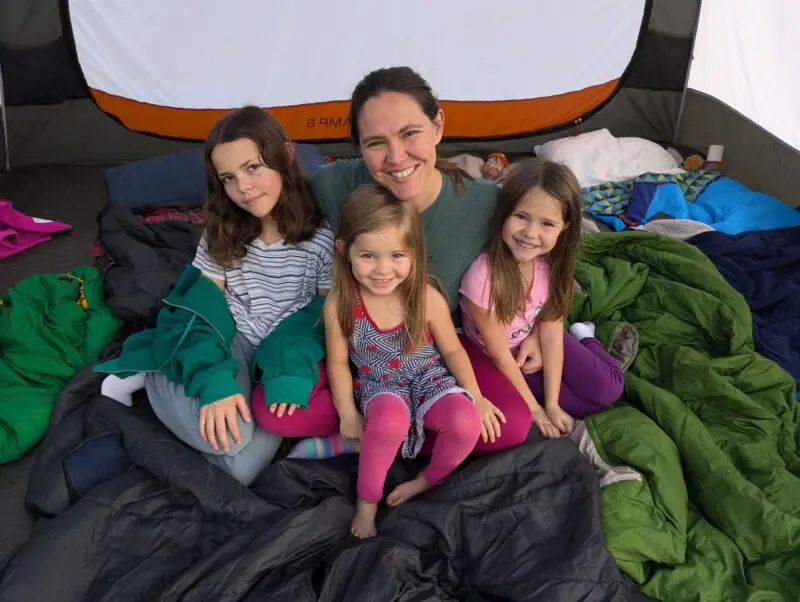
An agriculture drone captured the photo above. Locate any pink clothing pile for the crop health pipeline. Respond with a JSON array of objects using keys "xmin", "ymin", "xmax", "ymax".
[{"xmin": 0, "ymin": 199, "xmax": 71, "ymax": 259}]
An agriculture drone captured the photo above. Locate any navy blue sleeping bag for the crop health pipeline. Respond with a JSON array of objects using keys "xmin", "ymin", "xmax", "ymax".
[{"xmin": 689, "ymin": 227, "xmax": 800, "ymax": 399}]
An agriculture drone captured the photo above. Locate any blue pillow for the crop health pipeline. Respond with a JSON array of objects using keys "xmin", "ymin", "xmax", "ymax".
[{"xmin": 105, "ymin": 143, "xmax": 325, "ymax": 211}]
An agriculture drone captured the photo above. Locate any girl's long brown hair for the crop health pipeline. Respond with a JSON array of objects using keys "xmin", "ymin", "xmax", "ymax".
[
  {"xmin": 486, "ymin": 158, "xmax": 583, "ymax": 324},
  {"xmin": 204, "ymin": 106, "xmax": 321, "ymax": 268},
  {"xmin": 330, "ymin": 184, "xmax": 428, "ymax": 354}
]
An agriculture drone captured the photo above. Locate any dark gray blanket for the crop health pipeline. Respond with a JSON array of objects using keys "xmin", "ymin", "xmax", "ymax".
[
  {"xmin": 96, "ymin": 204, "xmax": 203, "ymax": 327},
  {"xmin": 1, "ymin": 365, "xmax": 646, "ymax": 601}
]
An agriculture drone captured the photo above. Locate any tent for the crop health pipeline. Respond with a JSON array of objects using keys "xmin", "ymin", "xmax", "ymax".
[
  {"xmin": 1, "ymin": 0, "xmax": 799, "ymax": 206},
  {"xmin": 2, "ymin": 3, "xmax": 800, "ymax": 601}
]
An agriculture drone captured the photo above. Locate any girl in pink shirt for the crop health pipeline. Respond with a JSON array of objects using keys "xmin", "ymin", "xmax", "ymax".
[{"xmin": 460, "ymin": 158, "xmax": 623, "ymax": 438}]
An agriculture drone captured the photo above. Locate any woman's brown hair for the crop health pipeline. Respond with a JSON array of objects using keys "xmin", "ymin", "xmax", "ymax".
[
  {"xmin": 349, "ymin": 66, "xmax": 472, "ymax": 192},
  {"xmin": 330, "ymin": 184, "xmax": 428, "ymax": 354},
  {"xmin": 204, "ymin": 105, "xmax": 321, "ymax": 267},
  {"xmin": 486, "ymin": 158, "xmax": 583, "ymax": 324}
]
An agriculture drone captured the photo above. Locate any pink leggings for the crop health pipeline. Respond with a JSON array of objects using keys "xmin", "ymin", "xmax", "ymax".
[
  {"xmin": 253, "ymin": 333, "xmax": 621, "ymax": 451},
  {"xmin": 253, "ymin": 339, "xmax": 534, "ymax": 454},
  {"xmin": 358, "ymin": 392, "xmax": 481, "ymax": 503}
]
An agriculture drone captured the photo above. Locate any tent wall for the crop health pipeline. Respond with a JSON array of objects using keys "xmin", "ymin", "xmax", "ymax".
[
  {"xmin": 1, "ymin": 0, "xmax": 196, "ymax": 166},
  {"xmin": 0, "ymin": 0, "xmax": 686, "ymax": 163},
  {"xmin": 2, "ymin": 0, "xmax": 798, "ymax": 207},
  {"xmin": 680, "ymin": 92, "xmax": 800, "ymax": 207},
  {"xmin": 65, "ymin": 0, "xmax": 649, "ymax": 142},
  {"xmin": 438, "ymin": 0, "xmax": 696, "ymax": 156},
  {"xmin": 5, "ymin": 103, "xmax": 199, "ymax": 166},
  {"xmin": 688, "ymin": 0, "xmax": 800, "ymax": 153},
  {"xmin": 679, "ymin": 0, "xmax": 800, "ymax": 206}
]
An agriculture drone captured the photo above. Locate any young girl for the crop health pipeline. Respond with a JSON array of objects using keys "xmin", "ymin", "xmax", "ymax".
[
  {"xmin": 323, "ymin": 183, "xmax": 491, "ymax": 538},
  {"xmin": 460, "ymin": 158, "xmax": 624, "ymax": 439},
  {"xmin": 96, "ymin": 106, "xmax": 334, "ymax": 486}
]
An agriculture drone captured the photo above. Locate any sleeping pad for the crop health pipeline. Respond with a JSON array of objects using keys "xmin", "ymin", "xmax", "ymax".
[
  {"xmin": 0, "ymin": 266, "xmax": 120, "ymax": 462},
  {"xmin": 570, "ymin": 232, "xmax": 800, "ymax": 601},
  {"xmin": 0, "ymin": 362, "xmax": 648, "ymax": 601}
]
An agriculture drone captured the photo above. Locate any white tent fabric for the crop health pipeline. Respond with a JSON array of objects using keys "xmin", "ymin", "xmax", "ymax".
[
  {"xmin": 6, "ymin": 0, "xmax": 800, "ymax": 206},
  {"xmin": 688, "ymin": 0, "xmax": 800, "ymax": 152},
  {"xmin": 69, "ymin": 0, "xmax": 646, "ymax": 108}
]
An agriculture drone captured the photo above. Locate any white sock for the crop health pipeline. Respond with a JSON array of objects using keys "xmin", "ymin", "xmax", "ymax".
[
  {"xmin": 569, "ymin": 321, "xmax": 596, "ymax": 341},
  {"xmin": 101, "ymin": 373, "xmax": 147, "ymax": 407}
]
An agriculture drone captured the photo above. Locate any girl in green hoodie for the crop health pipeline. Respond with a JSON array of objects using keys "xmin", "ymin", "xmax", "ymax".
[{"xmin": 97, "ymin": 107, "xmax": 334, "ymax": 486}]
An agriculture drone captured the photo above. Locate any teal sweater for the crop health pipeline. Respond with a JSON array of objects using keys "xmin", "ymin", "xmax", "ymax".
[
  {"xmin": 95, "ymin": 266, "xmax": 325, "ymax": 408},
  {"xmin": 312, "ymin": 159, "xmax": 498, "ymax": 319}
]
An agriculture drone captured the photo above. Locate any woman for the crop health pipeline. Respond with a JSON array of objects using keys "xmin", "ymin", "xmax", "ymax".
[{"xmin": 256, "ymin": 66, "xmax": 535, "ymax": 453}]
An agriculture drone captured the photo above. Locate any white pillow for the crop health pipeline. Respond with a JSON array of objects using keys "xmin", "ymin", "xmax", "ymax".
[{"xmin": 534, "ymin": 128, "xmax": 683, "ymax": 188}]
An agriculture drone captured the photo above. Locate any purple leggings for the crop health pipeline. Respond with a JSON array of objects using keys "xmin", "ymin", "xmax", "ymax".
[
  {"xmin": 252, "ymin": 333, "xmax": 622, "ymax": 447},
  {"xmin": 523, "ymin": 333, "xmax": 624, "ymax": 418},
  {"xmin": 358, "ymin": 392, "xmax": 480, "ymax": 502}
]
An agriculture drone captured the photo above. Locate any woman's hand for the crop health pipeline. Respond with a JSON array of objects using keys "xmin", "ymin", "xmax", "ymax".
[
  {"xmin": 531, "ymin": 404, "xmax": 562, "ymax": 439},
  {"xmin": 475, "ymin": 396, "xmax": 507, "ymax": 443},
  {"xmin": 339, "ymin": 409, "xmax": 365, "ymax": 441},
  {"xmin": 199, "ymin": 393, "xmax": 251, "ymax": 452},
  {"xmin": 516, "ymin": 331, "xmax": 543, "ymax": 374},
  {"xmin": 269, "ymin": 403, "xmax": 299, "ymax": 418}
]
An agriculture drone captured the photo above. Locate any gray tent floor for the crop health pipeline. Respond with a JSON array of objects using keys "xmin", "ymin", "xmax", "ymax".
[{"xmin": 0, "ymin": 165, "xmax": 110, "ymax": 562}]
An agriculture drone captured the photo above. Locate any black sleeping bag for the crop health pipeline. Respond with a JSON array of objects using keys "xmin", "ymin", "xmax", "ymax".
[
  {"xmin": 0, "ymin": 363, "xmax": 647, "ymax": 601},
  {"xmin": 97, "ymin": 204, "xmax": 204, "ymax": 326}
]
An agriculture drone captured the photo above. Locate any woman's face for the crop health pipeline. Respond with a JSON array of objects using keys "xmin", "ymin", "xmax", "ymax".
[{"xmin": 357, "ymin": 92, "xmax": 444, "ymax": 207}]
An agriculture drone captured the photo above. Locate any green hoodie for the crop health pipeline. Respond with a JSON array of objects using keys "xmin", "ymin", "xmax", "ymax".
[
  {"xmin": 256, "ymin": 295, "xmax": 325, "ymax": 409},
  {"xmin": 95, "ymin": 266, "xmax": 325, "ymax": 408}
]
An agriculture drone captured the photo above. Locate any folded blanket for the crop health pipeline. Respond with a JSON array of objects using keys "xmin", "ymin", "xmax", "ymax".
[{"xmin": 635, "ymin": 218, "xmax": 715, "ymax": 240}]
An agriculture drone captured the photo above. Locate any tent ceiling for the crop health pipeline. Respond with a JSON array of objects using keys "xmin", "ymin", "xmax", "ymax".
[{"xmin": 65, "ymin": 0, "xmax": 648, "ymax": 141}]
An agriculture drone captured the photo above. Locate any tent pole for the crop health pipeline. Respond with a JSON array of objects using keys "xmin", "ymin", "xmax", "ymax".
[
  {"xmin": 673, "ymin": 0, "xmax": 704, "ymax": 145},
  {"xmin": 0, "ymin": 57, "xmax": 9, "ymax": 173}
]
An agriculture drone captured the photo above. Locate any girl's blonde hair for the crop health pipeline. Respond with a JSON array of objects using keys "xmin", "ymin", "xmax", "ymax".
[
  {"xmin": 486, "ymin": 158, "xmax": 583, "ymax": 324},
  {"xmin": 330, "ymin": 184, "xmax": 428, "ymax": 354}
]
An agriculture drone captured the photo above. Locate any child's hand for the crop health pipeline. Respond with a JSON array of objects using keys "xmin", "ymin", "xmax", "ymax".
[
  {"xmin": 531, "ymin": 405, "xmax": 561, "ymax": 439},
  {"xmin": 269, "ymin": 403, "xmax": 299, "ymax": 418},
  {"xmin": 199, "ymin": 393, "xmax": 251, "ymax": 452},
  {"xmin": 516, "ymin": 331, "xmax": 543, "ymax": 374},
  {"xmin": 545, "ymin": 404, "xmax": 575, "ymax": 435},
  {"xmin": 475, "ymin": 396, "xmax": 507, "ymax": 443},
  {"xmin": 340, "ymin": 410, "xmax": 364, "ymax": 441}
]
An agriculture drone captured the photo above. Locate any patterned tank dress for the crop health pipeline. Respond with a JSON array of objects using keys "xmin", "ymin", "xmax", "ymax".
[{"xmin": 349, "ymin": 287, "xmax": 471, "ymax": 459}]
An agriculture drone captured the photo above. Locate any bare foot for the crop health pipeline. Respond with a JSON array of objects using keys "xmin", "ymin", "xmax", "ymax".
[
  {"xmin": 351, "ymin": 498, "xmax": 378, "ymax": 538},
  {"xmin": 386, "ymin": 473, "xmax": 428, "ymax": 507}
]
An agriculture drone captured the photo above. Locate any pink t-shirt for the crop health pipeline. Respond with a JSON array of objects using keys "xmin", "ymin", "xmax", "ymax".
[{"xmin": 459, "ymin": 252, "xmax": 550, "ymax": 352}]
